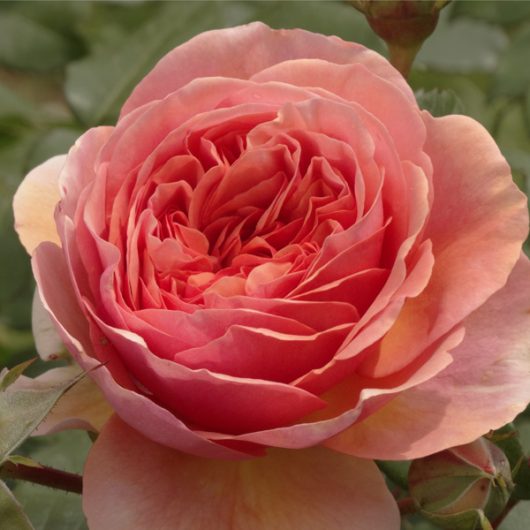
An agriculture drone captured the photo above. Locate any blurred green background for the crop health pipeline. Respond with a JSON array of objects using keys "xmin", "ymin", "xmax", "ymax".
[{"xmin": 0, "ymin": 1, "xmax": 529, "ymax": 529}]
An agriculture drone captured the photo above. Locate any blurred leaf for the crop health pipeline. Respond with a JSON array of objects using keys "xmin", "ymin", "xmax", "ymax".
[
  {"xmin": 0, "ymin": 360, "xmax": 35, "ymax": 392},
  {"xmin": 415, "ymin": 88, "xmax": 465, "ymax": 116},
  {"xmin": 416, "ymin": 11, "xmax": 507, "ymax": 72},
  {"xmin": 495, "ymin": 103, "xmax": 530, "ymax": 150},
  {"xmin": 65, "ymin": 1, "xmax": 235, "ymax": 125},
  {"xmin": 502, "ymin": 149, "xmax": 530, "ymax": 193},
  {"xmin": 26, "ymin": 128, "xmax": 81, "ymax": 169},
  {"xmin": 0, "ymin": 480, "xmax": 35, "ymax": 530},
  {"xmin": 12, "ymin": 431, "xmax": 90, "ymax": 530},
  {"xmin": 0, "ymin": 85, "xmax": 38, "ymax": 123},
  {"xmin": 0, "ymin": 369, "xmax": 85, "ymax": 463},
  {"xmin": 0, "ymin": 326, "xmax": 35, "ymax": 370},
  {"xmin": 516, "ymin": 415, "xmax": 530, "ymax": 451},
  {"xmin": 451, "ymin": 0, "xmax": 530, "ymax": 28},
  {"xmin": 525, "ymin": 88, "xmax": 530, "ymax": 135},
  {"xmin": 65, "ymin": 0, "xmax": 379, "ymax": 126},
  {"xmin": 0, "ymin": 13, "xmax": 79, "ymax": 72},
  {"xmin": 497, "ymin": 501, "xmax": 530, "ymax": 530},
  {"xmin": 410, "ymin": 72, "xmax": 502, "ymax": 132},
  {"xmin": 0, "ymin": 128, "xmax": 41, "ymax": 333},
  {"xmin": 257, "ymin": 0, "xmax": 384, "ymax": 52},
  {"xmin": 492, "ymin": 24, "xmax": 530, "ymax": 98},
  {"xmin": 7, "ymin": 1, "xmax": 91, "ymax": 41},
  {"xmin": 74, "ymin": 1, "xmax": 161, "ymax": 54}
]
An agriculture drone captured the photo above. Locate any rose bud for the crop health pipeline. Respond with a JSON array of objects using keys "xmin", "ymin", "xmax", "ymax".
[
  {"xmin": 351, "ymin": 0, "xmax": 451, "ymax": 76},
  {"xmin": 409, "ymin": 438, "xmax": 513, "ymax": 528}
]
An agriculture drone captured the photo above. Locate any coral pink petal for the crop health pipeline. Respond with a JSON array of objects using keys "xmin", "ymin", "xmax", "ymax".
[
  {"xmin": 87, "ymin": 312, "xmax": 326, "ymax": 434},
  {"xmin": 252, "ymin": 60, "xmax": 425, "ymax": 165},
  {"xmin": 84, "ymin": 415, "xmax": 400, "ymax": 530},
  {"xmin": 421, "ymin": 113, "xmax": 528, "ymax": 336},
  {"xmin": 121, "ymin": 22, "xmax": 413, "ymax": 117},
  {"xmin": 358, "ymin": 114, "xmax": 528, "ymax": 378},
  {"xmin": 326, "ymin": 254, "xmax": 530, "ymax": 460},
  {"xmin": 59, "ymin": 127, "xmax": 114, "ymax": 218},
  {"xmin": 13, "ymin": 155, "xmax": 65, "ymax": 254},
  {"xmin": 32, "ymin": 242, "xmax": 249, "ymax": 459}
]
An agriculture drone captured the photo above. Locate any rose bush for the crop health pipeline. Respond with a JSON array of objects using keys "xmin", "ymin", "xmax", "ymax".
[{"xmin": 13, "ymin": 22, "xmax": 530, "ymax": 529}]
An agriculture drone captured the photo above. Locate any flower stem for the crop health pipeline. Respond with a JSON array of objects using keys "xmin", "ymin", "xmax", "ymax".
[
  {"xmin": 0, "ymin": 460, "xmax": 83, "ymax": 494},
  {"xmin": 387, "ymin": 42, "xmax": 422, "ymax": 79}
]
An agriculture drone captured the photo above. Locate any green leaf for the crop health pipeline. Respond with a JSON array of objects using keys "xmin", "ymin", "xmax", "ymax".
[
  {"xmin": 492, "ymin": 24, "xmax": 530, "ymax": 99},
  {"xmin": 498, "ymin": 501, "xmax": 530, "ymax": 530},
  {"xmin": 0, "ymin": 13, "xmax": 79, "ymax": 72},
  {"xmin": 416, "ymin": 11, "xmax": 507, "ymax": 73},
  {"xmin": 0, "ymin": 480, "xmax": 35, "ymax": 530},
  {"xmin": 450, "ymin": 0, "xmax": 530, "ymax": 27},
  {"xmin": 0, "ymin": 370, "xmax": 86, "ymax": 463},
  {"xmin": 415, "ymin": 88, "xmax": 465, "ymax": 116},
  {"xmin": 26, "ymin": 128, "xmax": 82, "ymax": 170},
  {"xmin": 65, "ymin": 1, "xmax": 237, "ymax": 126},
  {"xmin": 7, "ymin": 0, "xmax": 91, "ymax": 41},
  {"xmin": 12, "ymin": 431, "xmax": 90, "ymax": 530},
  {"xmin": 0, "ymin": 360, "xmax": 35, "ymax": 392},
  {"xmin": 256, "ymin": 0, "xmax": 383, "ymax": 52},
  {"xmin": 0, "ymin": 85, "xmax": 38, "ymax": 124}
]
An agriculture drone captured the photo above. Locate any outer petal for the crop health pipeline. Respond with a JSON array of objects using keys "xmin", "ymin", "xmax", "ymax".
[
  {"xmin": 121, "ymin": 22, "xmax": 413, "ymax": 117},
  {"xmin": 326, "ymin": 254, "xmax": 530, "ymax": 459},
  {"xmin": 13, "ymin": 155, "xmax": 65, "ymax": 254},
  {"xmin": 32, "ymin": 290, "xmax": 65, "ymax": 361},
  {"xmin": 360, "ymin": 113, "xmax": 529, "ymax": 378},
  {"xmin": 32, "ymin": 242, "xmax": 259, "ymax": 459},
  {"xmin": 84, "ymin": 415, "xmax": 400, "ymax": 530}
]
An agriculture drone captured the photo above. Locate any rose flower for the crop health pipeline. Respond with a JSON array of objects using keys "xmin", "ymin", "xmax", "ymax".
[{"xmin": 13, "ymin": 23, "xmax": 530, "ymax": 530}]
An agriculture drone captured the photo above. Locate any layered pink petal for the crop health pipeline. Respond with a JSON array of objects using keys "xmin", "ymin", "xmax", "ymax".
[
  {"xmin": 326, "ymin": 254, "xmax": 530, "ymax": 460},
  {"xmin": 84, "ymin": 415, "xmax": 400, "ymax": 530},
  {"xmin": 13, "ymin": 155, "xmax": 65, "ymax": 253},
  {"xmin": 32, "ymin": 242, "xmax": 251, "ymax": 458},
  {"xmin": 121, "ymin": 22, "xmax": 413, "ymax": 117}
]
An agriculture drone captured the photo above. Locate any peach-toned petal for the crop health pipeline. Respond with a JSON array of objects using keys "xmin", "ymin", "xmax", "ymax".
[
  {"xmin": 121, "ymin": 22, "xmax": 413, "ymax": 117},
  {"xmin": 327, "ymin": 254, "xmax": 530, "ymax": 460},
  {"xmin": 13, "ymin": 155, "xmax": 65, "ymax": 254},
  {"xmin": 32, "ymin": 242, "xmax": 249, "ymax": 459},
  {"xmin": 252, "ymin": 60, "xmax": 426, "ymax": 166},
  {"xmin": 32, "ymin": 289, "xmax": 65, "ymax": 361},
  {"xmin": 360, "ymin": 114, "xmax": 529, "ymax": 378},
  {"xmin": 84, "ymin": 415, "xmax": 400, "ymax": 530}
]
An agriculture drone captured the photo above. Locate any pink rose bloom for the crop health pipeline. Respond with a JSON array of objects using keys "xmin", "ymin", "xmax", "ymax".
[{"xmin": 14, "ymin": 23, "xmax": 530, "ymax": 530}]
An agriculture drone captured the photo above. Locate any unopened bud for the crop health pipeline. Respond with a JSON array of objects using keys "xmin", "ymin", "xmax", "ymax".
[
  {"xmin": 409, "ymin": 438, "xmax": 513, "ymax": 529},
  {"xmin": 351, "ymin": 0, "xmax": 450, "ymax": 77}
]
